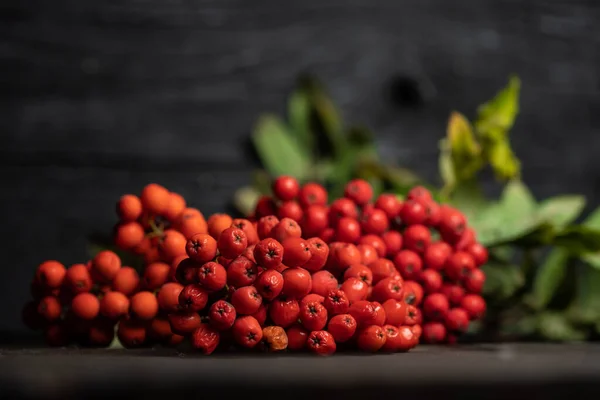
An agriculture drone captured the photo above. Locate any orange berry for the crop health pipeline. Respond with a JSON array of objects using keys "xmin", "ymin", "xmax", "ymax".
[
  {"xmin": 35, "ymin": 260, "xmax": 66, "ymax": 289},
  {"xmin": 71, "ymin": 292, "xmax": 100, "ymax": 320},
  {"xmin": 91, "ymin": 250, "xmax": 121, "ymax": 283},
  {"xmin": 116, "ymin": 194, "xmax": 142, "ymax": 222},
  {"xmin": 157, "ymin": 282, "xmax": 183, "ymax": 312},
  {"xmin": 88, "ymin": 320, "xmax": 115, "ymax": 347},
  {"xmin": 100, "ymin": 291, "xmax": 130, "ymax": 319},
  {"xmin": 164, "ymin": 192, "xmax": 187, "ymax": 222},
  {"xmin": 158, "ymin": 229, "xmax": 187, "ymax": 262},
  {"xmin": 132, "ymin": 237, "xmax": 152, "ymax": 256},
  {"xmin": 185, "ymin": 233, "xmax": 218, "ymax": 263},
  {"xmin": 114, "ymin": 221, "xmax": 145, "ymax": 250},
  {"xmin": 143, "ymin": 247, "xmax": 161, "ymax": 265},
  {"xmin": 208, "ymin": 213, "xmax": 233, "ymax": 240},
  {"xmin": 140, "ymin": 183, "xmax": 170, "ymax": 215},
  {"xmin": 37, "ymin": 296, "xmax": 62, "ymax": 321},
  {"xmin": 112, "ymin": 266, "xmax": 140, "ymax": 296},
  {"xmin": 117, "ymin": 318, "xmax": 147, "ymax": 348},
  {"xmin": 143, "ymin": 262, "xmax": 171, "ymax": 290},
  {"xmin": 170, "ymin": 255, "xmax": 188, "ymax": 282},
  {"xmin": 148, "ymin": 316, "xmax": 174, "ymax": 342},
  {"xmin": 64, "ymin": 263, "xmax": 93, "ymax": 294},
  {"xmin": 175, "ymin": 208, "xmax": 208, "ymax": 239},
  {"xmin": 130, "ymin": 291, "xmax": 159, "ymax": 320}
]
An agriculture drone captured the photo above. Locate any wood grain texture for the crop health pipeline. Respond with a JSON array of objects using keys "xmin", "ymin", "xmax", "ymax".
[{"xmin": 1, "ymin": 0, "xmax": 600, "ymax": 332}]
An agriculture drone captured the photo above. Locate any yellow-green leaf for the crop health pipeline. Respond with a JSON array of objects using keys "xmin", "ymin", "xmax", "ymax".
[
  {"xmin": 475, "ymin": 75, "xmax": 521, "ymax": 134},
  {"xmin": 487, "ymin": 139, "xmax": 521, "ymax": 180},
  {"xmin": 438, "ymin": 138, "xmax": 456, "ymax": 196},
  {"xmin": 530, "ymin": 248, "xmax": 570, "ymax": 310},
  {"xmin": 536, "ymin": 195, "xmax": 585, "ymax": 229},
  {"xmin": 536, "ymin": 312, "xmax": 587, "ymax": 342},
  {"xmin": 447, "ymin": 112, "xmax": 483, "ymax": 181},
  {"xmin": 287, "ymin": 88, "xmax": 314, "ymax": 153}
]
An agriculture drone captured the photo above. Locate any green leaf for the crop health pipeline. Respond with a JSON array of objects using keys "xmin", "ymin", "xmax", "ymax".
[
  {"xmin": 233, "ymin": 186, "xmax": 262, "ymax": 217},
  {"xmin": 446, "ymin": 112, "xmax": 483, "ymax": 181},
  {"xmin": 475, "ymin": 75, "xmax": 521, "ymax": 134},
  {"xmin": 583, "ymin": 206, "xmax": 600, "ymax": 229},
  {"xmin": 501, "ymin": 179, "xmax": 536, "ymax": 217},
  {"xmin": 251, "ymin": 114, "xmax": 312, "ymax": 179},
  {"xmin": 487, "ymin": 139, "xmax": 521, "ymax": 180},
  {"xmin": 287, "ymin": 88, "xmax": 314, "ymax": 153},
  {"xmin": 438, "ymin": 138, "xmax": 456, "ymax": 197},
  {"xmin": 530, "ymin": 248, "xmax": 570, "ymax": 310},
  {"xmin": 448, "ymin": 179, "xmax": 488, "ymax": 221},
  {"xmin": 251, "ymin": 169, "xmax": 273, "ymax": 195},
  {"xmin": 552, "ymin": 225, "xmax": 600, "ymax": 254},
  {"xmin": 481, "ymin": 261, "xmax": 524, "ymax": 301},
  {"xmin": 577, "ymin": 206, "xmax": 600, "ymax": 268},
  {"xmin": 567, "ymin": 264, "xmax": 600, "ymax": 324},
  {"xmin": 536, "ymin": 312, "xmax": 587, "ymax": 342},
  {"xmin": 536, "ymin": 195, "xmax": 585, "ymax": 229}
]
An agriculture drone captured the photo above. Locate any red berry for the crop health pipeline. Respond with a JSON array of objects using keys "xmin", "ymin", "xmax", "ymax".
[
  {"xmin": 71, "ymin": 293, "xmax": 100, "ymax": 320},
  {"xmin": 357, "ymin": 244, "xmax": 379, "ymax": 266},
  {"xmin": 209, "ymin": 300, "xmax": 237, "ymax": 330},
  {"xmin": 371, "ymin": 277, "xmax": 404, "ymax": 303},
  {"xmin": 117, "ymin": 319, "xmax": 146, "ymax": 348},
  {"xmin": 299, "ymin": 300, "xmax": 328, "ymax": 331},
  {"xmin": 381, "ymin": 231, "xmax": 403, "ymax": 258},
  {"xmin": 461, "ymin": 294, "xmax": 486, "ymax": 320},
  {"xmin": 277, "ymin": 200, "xmax": 304, "ymax": 222},
  {"xmin": 420, "ymin": 269, "xmax": 443, "ymax": 294},
  {"xmin": 310, "ymin": 270, "xmax": 338, "ymax": 297},
  {"xmin": 328, "ymin": 198, "xmax": 358, "ymax": 226},
  {"xmin": 282, "ymin": 267, "xmax": 312, "ymax": 299},
  {"xmin": 254, "ymin": 196, "xmax": 277, "ymax": 218},
  {"xmin": 168, "ymin": 311, "xmax": 202, "ymax": 335},
  {"xmin": 438, "ymin": 207, "xmax": 467, "ymax": 243},
  {"xmin": 393, "ymin": 250, "xmax": 423, "ymax": 280},
  {"xmin": 100, "ymin": 291, "xmax": 129, "ymax": 319},
  {"xmin": 298, "ymin": 183, "xmax": 328, "ymax": 208},
  {"xmin": 130, "ymin": 291, "xmax": 159, "ymax": 320},
  {"xmin": 231, "ymin": 286, "xmax": 262, "ymax": 315},
  {"xmin": 302, "ymin": 237, "xmax": 329, "ymax": 272},
  {"xmin": 381, "ymin": 325, "xmax": 402, "ymax": 352},
  {"xmin": 282, "ymin": 237, "xmax": 312, "ymax": 268},
  {"xmin": 403, "ymin": 281, "xmax": 424, "ymax": 306},
  {"xmin": 343, "ymin": 264, "xmax": 373, "ymax": 286},
  {"xmin": 251, "ymin": 303, "xmax": 268, "ymax": 326},
  {"xmin": 411, "ymin": 324, "xmax": 422, "ymax": 340},
  {"xmin": 64, "ymin": 264, "xmax": 93, "ymax": 294},
  {"xmin": 464, "ymin": 268, "xmax": 486, "ymax": 293},
  {"xmin": 454, "ymin": 228, "xmax": 476, "ymax": 251},
  {"xmin": 358, "ymin": 235, "xmax": 386, "ymax": 258},
  {"xmin": 328, "ymin": 243, "xmax": 361, "ymax": 272},
  {"xmin": 348, "ymin": 300, "xmax": 379, "ymax": 327},
  {"xmin": 143, "ymin": 262, "xmax": 171, "ymax": 291},
  {"xmin": 371, "ymin": 301, "xmax": 387, "ymax": 326},
  {"xmin": 382, "ymin": 299, "xmax": 406, "ymax": 325},
  {"xmin": 423, "ymin": 293, "xmax": 450, "ymax": 321},
  {"xmin": 323, "ymin": 289, "xmax": 350, "ymax": 316},
  {"xmin": 420, "ymin": 200, "xmax": 442, "ymax": 227},
  {"xmin": 175, "ymin": 258, "xmax": 200, "ymax": 285},
  {"xmin": 178, "ymin": 284, "xmax": 209, "ymax": 312},
  {"xmin": 116, "ymin": 194, "xmax": 143, "ymax": 222},
  {"xmin": 334, "ymin": 217, "xmax": 361, "ymax": 243},
  {"xmin": 36, "ymin": 260, "xmax": 67, "ymax": 289},
  {"xmin": 300, "ymin": 293, "xmax": 325, "ymax": 307},
  {"xmin": 360, "ymin": 208, "xmax": 389, "ymax": 235},
  {"xmin": 318, "ymin": 227, "xmax": 335, "ymax": 243},
  {"xmin": 399, "ymin": 200, "xmax": 427, "ymax": 226},
  {"xmin": 396, "ymin": 325, "xmax": 417, "ymax": 352},
  {"xmin": 191, "ymin": 323, "xmax": 220, "ymax": 355},
  {"xmin": 185, "ymin": 233, "xmax": 217, "ymax": 263},
  {"xmin": 198, "ymin": 261, "xmax": 227, "ymax": 291},
  {"xmin": 445, "ymin": 251, "xmax": 476, "ymax": 281},
  {"xmin": 344, "ymin": 179, "xmax": 373, "ymax": 206},
  {"xmin": 301, "ymin": 205, "xmax": 329, "ymax": 237},
  {"xmin": 217, "ymin": 227, "xmax": 248, "ymax": 259},
  {"xmin": 38, "ymin": 296, "xmax": 62, "ymax": 321},
  {"xmin": 357, "ymin": 325, "xmax": 386, "ymax": 352},
  {"xmin": 157, "ymin": 282, "xmax": 184, "ymax": 313},
  {"xmin": 368, "ymin": 258, "xmax": 396, "ymax": 284},
  {"xmin": 340, "ymin": 277, "xmax": 369, "ymax": 303},
  {"xmin": 254, "ymin": 269, "xmax": 284, "ymax": 301},
  {"xmin": 231, "ymin": 218, "xmax": 259, "ymax": 246},
  {"xmin": 327, "ymin": 314, "xmax": 357, "ymax": 343},
  {"xmin": 226, "ymin": 256, "xmax": 258, "ymax": 288},
  {"xmin": 466, "ymin": 243, "xmax": 488, "ymax": 267},
  {"xmin": 423, "ymin": 242, "xmax": 453, "ymax": 270},
  {"xmin": 445, "ymin": 308, "xmax": 470, "ymax": 332},
  {"xmin": 286, "ymin": 324, "xmax": 309, "ymax": 351},
  {"xmin": 440, "ymin": 283, "xmax": 465, "ymax": 306},
  {"xmin": 404, "ymin": 305, "xmax": 421, "ymax": 326},
  {"xmin": 273, "ymin": 175, "xmax": 300, "ymax": 201},
  {"xmin": 423, "ymin": 322, "xmax": 447, "ymax": 343},
  {"xmin": 407, "ymin": 186, "xmax": 432, "ymax": 202},
  {"xmin": 374, "ymin": 193, "xmax": 403, "ymax": 220},
  {"xmin": 271, "ymin": 218, "xmax": 302, "ymax": 242},
  {"xmin": 403, "ymin": 225, "xmax": 431, "ymax": 254},
  {"xmin": 307, "ymin": 330, "xmax": 337, "ymax": 356},
  {"xmin": 253, "ymin": 238, "xmax": 284, "ymax": 269},
  {"xmin": 269, "ymin": 297, "xmax": 300, "ymax": 328},
  {"xmin": 232, "ymin": 316, "xmax": 263, "ymax": 348},
  {"xmin": 257, "ymin": 216, "xmax": 279, "ymax": 240}
]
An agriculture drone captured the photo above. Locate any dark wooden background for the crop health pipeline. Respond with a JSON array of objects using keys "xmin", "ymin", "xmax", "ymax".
[{"xmin": 1, "ymin": 0, "xmax": 599, "ymax": 334}]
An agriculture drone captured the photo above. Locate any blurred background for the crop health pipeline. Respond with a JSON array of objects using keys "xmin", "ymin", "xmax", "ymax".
[{"xmin": 1, "ymin": 0, "xmax": 599, "ymax": 335}]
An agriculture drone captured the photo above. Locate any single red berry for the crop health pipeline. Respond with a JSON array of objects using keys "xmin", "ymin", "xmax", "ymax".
[
  {"xmin": 382, "ymin": 299, "xmax": 406, "ymax": 325},
  {"xmin": 327, "ymin": 314, "xmax": 357, "ymax": 343},
  {"xmin": 71, "ymin": 293, "xmax": 100, "ymax": 320},
  {"xmin": 197, "ymin": 261, "xmax": 227, "ymax": 291},
  {"xmin": 157, "ymin": 282, "xmax": 184, "ymax": 312},
  {"xmin": 174, "ymin": 258, "xmax": 200, "ymax": 285},
  {"xmin": 371, "ymin": 301, "xmax": 387, "ymax": 326},
  {"xmin": 282, "ymin": 267, "xmax": 312, "ymax": 299},
  {"xmin": 438, "ymin": 207, "xmax": 467, "ymax": 243},
  {"xmin": 348, "ymin": 300, "xmax": 379, "ymax": 327},
  {"xmin": 282, "ymin": 237, "xmax": 312, "ymax": 268},
  {"xmin": 403, "ymin": 225, "xmax": 431, "ymax": 254},
  {"xmin": 130, "ymin": 291, "xmax": 159, "ymax": 320},
  {"xmin": 340, "ymin": 277, "xmax": 369, "ymax": 303},
  {"xmin": 411, "ymin": 324, "xmax": 422, "ymax": 341},
  {"xmin": 257, "ymin": 216, "xmax": 279, "ymax": 240},
  {"xmin": 112, "ymin": 267, "xmax": 140, "ymax": 296},
  {"xmin": 371, "ymin": 277, "xmax": 404, "ymax": 303},
  {"xmin": 343, "ymin": 264, "xmax": 373, "ymax": 286},
  {"xmin": 273, "ymin": 175, "xmax": 300, "ymax": 201},
  {"xmin": 231, "ymin": 286, "xmax": 262, "ymax": 315},
  {"xmin": 302, "ymin": 237, "xmax": 329, "ymax": 272},
  {"xmin": 217, "ymin": 227, "xmax": 248, "ymax": 260},
  {"xmin": 231, "ymin": 218, "xmax": 259, "ymax": 246},
  {"xmin": 464, "ymin": 268, "xmax": 486, "ymax": 293},
  {"xmin": 178, "ymin": 284, "xmax": 209, "ymax": 312},
  {"xmin": 254, "ymin": 196, "xmax": 277, "ymax": 218},
  {"xmin": 334, "ymin": 217, "xmax": 361, "ymax": 243},
  {"xmin": 253, "ymin": 238, "xmax": 284, "ymax": 270},
  {"xmin": 286, "ymin": 324, "xmax": 309, "ymax": 351},
  {"xmin": 403, "ymin": 280, "xmax": 424, "ymax": 306},
  {"xmin": 423, "ymin": 293, "xmax": 450, "ymax": 321},
  {"xmin": 374, "ymin": 193, "xmax": 403, "ymax": 220},
  {"xmin": 420, "ymin": 269, "xmax": 443, "ymax": 294},
  {"xmin": 251, "ymin": 303, "xmax": 268, "ymax": 326},
  {"xmin": 440, "ymin": 283, "xmax": 465, "ymax": 306},
  {"xmin": 226, "ymin": 256, "xmax": 258, "ymax": 288},
  {"xmin": 445, "ymin": 251, "xmax": 476, "ymax": 281},
  {"xmin": 380, "ymin": 231, "xmax": 402, "ymax": 258},
  {"xmin": 356, "ymin": 244, "xmax": 378, "ymax": 266},
  {"xmin": 407, "ymin": 186, "xmax": 432, "ymax": 202},
  {"xmin": 344, "ymin": 179, "xmax": 373, "ymax": 206},
  {"xmin": 323, "ymin": 289, "xmax": 350, "ymax": 316},
  {"xmin": 360, "ymin": 208, "xmax": 389, "ymax": 235},
  {"xmin": 168, "ymin": 311, "xmax": 202, "ymax": 335},
  {"xmin": 242, "ymin": 244, "xmax": 257, "ymax": 263},
  {"xmin": 117, "ymin": 319, "xmax": 147, "ymax": 348},
  {"xmin": 268, "ymin": 297, "xmax": 300, "ymax": 328},
  {"xmin": 36, "ymin": 261, "xmax": 67, "ymax": 290},
  {"xmin": 461, "ymin": 294, "xmax": 486, "ymax": 320},
  {"xmin": 307, "ymin": 330, "xmax": 337, "ymax": 356},
  {"xmin": 395, "ymin": 325, "xmax": 417, "ymax": 352},
  {"xmin": 423, "ymin": 242, "xmax": 453, "ymax": 271},
  {"xmin": 299, "ymin": 300, "xmax": 328, "ymax": 331},
  {"xmin": 64, "ymin": 264, "xmax": 93, "ymax": 294},
  {"xmin": 185, "ymin": 233, "xmax": 218, "ymax": 264},
  {"xmin": 38, "ymin": 296, "xmax": 62, "ymax": 321},
  {"xmin": 232, "ymin": 315, "xmax": 263, "ymax": 348},
  {"xmin": 357, "ymin": 325, "xmax": 386, "ymax": 352},
  {"xmin": 357, "ymin": 235, "xmax": 386, "ymax": 258},
  {"xmin": 328, "ymin": 243, "xmax": 361, "ymax": 272},
  {"xmin": 116, "ymin": 194, "xmax": 143, "ymax": 222},
  {"xmin": 445, "ymin": 308, "xmax": 470, "ymax": 332},
  {"xmin": 301, "ymin": 205, "xmax": 329, "ymax": 237},
  {"xmin": 423, "ymin": 322, "xmax": 447, "ymax": 343},
  {"xmin": 300, "ymin": 293, "xmax": 325, "ymax": 308},
  {"xmin": 318, "ymin": 227, "xmax": 335, "ymax": 244},
  {"xmin": 255, "ymin": 269, "xmax": 284, "ymax": 301},
  {"xmin": 191, "ymin": 323, "xmax": 220, "ymax": 355},
  {"xmin": 270, "ymin": 218, "xmax": 302, "ymax": 242},
  {"xmin": 399, "ymin": 200, "xmax": 427, "ymax": 226},
  {"xmin": 209, "ymin": 300, "xmax": 237, "ymax": 330},
  {"xmin": 381, "ymin": 324, "xmax": 402, "ymax": 352},
  {"xmin": 404, "ymin": 305, "xmax": 421, "ymax": 326},
  {"xmin": 466, "ymin": 243, "xmax": 488, "ymax": 267},
  {"xmin": 298, "ymin": 183, "xmax": 328, "ymax": 208},
  {"xmin": 100, "ymin": 291, "xmax": 130, "ymax": 319},
  {"xmin": 142, "ymin": 262, "xmax": 170, "ymax": 291},
  {"xmin": 157, "ymin": 229, "xmax": 188, "ymax": 263},
  {"xmin": 310, "ymin": 270, "xmax": 338, "ymax": 297},
  {"xmin": 393, "ymin": 250, "xmax": 423, "ymax": 280},
  {"xmin": 328, "ymin": 198, "xmax": 359, "ymax": 226},
  {"xmin": 278, "ymin": 200, "xmax": 304, "ymax": 222},
  {"xmin": 368, "ymin": 258, "xmax": 396, "ymax": 285},
  {"xmin": 454, "ymin": 227, "xmax": 476, "ymax": 251}
]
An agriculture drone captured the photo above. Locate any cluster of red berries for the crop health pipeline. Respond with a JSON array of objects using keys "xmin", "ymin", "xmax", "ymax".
[
  {"xmin": 23, "ymin": 176, "xmax": 487, "ymax": 354},
  {"xmin": 253, "ymin": 176, "xmax": 488, "ymax": 345}
]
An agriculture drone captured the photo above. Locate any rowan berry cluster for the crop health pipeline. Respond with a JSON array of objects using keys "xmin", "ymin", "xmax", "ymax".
[{"xmin": 23, "ymin": 176, "xmax": 487, "ymax": 353}]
